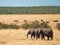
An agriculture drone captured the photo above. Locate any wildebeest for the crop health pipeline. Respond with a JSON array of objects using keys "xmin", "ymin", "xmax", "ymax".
[
  {"xmin": 40, "ymin": 28, "xmax": 53, "ymax": 40},
  {"xmin": 27, "ymin": 29, "xmax": 40, "ymax": 39}
]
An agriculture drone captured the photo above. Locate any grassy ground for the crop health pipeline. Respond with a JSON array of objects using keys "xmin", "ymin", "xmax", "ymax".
[{"xmin": 0, "ymin": 14, "xmax": 60, "ymax": 45}]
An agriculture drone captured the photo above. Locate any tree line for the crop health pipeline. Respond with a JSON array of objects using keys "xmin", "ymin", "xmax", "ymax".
[{"xmin": 0, "ymin": 6, "xmax": 60, "ymax": 14}]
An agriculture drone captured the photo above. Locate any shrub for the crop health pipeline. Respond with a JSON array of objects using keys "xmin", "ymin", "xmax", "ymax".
[
  {"xmin": 14, "ymin": 20, "xmax": 19, "ymax": 22},
  {"xmin": 40, "ymin": 20, "xmax": 50, "ymax": 28},
  {"xmin": 56, "ymin": 23, "xmax": 60, "ymax": 30},
  {"xmin": 53, "ymin": 20, "xmax": 59, "ymax": 22},
  {"xmin": 30, "ymin": 20, "xmax": 40, "ymax": 28},
  {"xmin": 21, "ymin": 20, "xmax": 40, "ymax": 29},
  {"xmin": 21, "ymin": 23, "xmax": 30, "ymax": 29},
  {"xmin": 21, "ymin": 20, "xmax": 50, "ymax": 29},
  {"xmin": 0, "ymin": 20, "xmax": 50, "ymax": 29},
  {"xmin": 0, "ymin": 23, "xmax": 19, "ymax": 29},
  {"xmin": 40, "ymin": 22, "xmax": 49, "ymax": 28},
  {"xmin": 46, "ymin": 21, "xmax": 49, "ymax": 23},
  {"xmin": 20, "ymin": 20, "xmax": 30, "ymax": 29},
  {"xmin": 9, "ymin": 24, "xmax": 19, "ymax": 29},
  {"xmin": 0, "ymin": 24, "xmax": 9, "ymax": 29}
]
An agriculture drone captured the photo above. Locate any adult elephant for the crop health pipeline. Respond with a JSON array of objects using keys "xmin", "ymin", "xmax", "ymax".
[
  {"xmin": 27, "ymin": 29, "xmax": 40, "ymax": 39},
  {"xmin": 39, "ymin": 28, "xmax": 53, "ymax": 40}
]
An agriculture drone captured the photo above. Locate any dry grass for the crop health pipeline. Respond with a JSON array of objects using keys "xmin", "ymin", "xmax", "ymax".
[{"xmin": 0, "ymin": 14, "xmax": 60, "ymax": 45}]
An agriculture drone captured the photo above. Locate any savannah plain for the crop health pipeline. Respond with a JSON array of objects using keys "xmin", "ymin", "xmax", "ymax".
[{"xmin": 0, "ymin": 14, "xmax": 60, "ymax": 45}]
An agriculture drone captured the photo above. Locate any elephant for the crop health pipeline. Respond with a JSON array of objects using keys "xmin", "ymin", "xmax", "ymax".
[
  {"xmin": 27, "ymin": 29, "xmax": 40, "ymax": 39},
  {"xmin": 27, "ymin": 29, "xmax": 35, "ymax": 39},
  {"xmin": 39, "ymin": 28, "xmax": 53, "ymax": 40}
]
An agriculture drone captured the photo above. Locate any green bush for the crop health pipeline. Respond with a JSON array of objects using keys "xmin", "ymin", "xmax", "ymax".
[
  {"xmin": 21, "ymin": 20, "xmax": 50, "ymax": 29},
  {"xmin": 40, "ymin": 22, "xmax": 49, "ymax": 28},
  {"xmin": 9, "ymin": 24, "xmax": 19, "ymax": 29},
  {"xmin": 21, "ymin": 23, "xmax": 30, "ymax": 29},
  {"xmin": 30, "ymin": 20, "xmax": 40, "ymax": 28},
  {"xmin": 0, "ymin": 20, "xmax": 50, "ymax": 29},
  {"xmin": 0, "ymin": 24, "xmax": 9, "ymax": 29},
  {"xmin": 0, "ymin": 23, "xmax": 19, "ymax": 29}
]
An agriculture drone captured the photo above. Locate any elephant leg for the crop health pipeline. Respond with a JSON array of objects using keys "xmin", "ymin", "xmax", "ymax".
[
  {"xmin": 47, "ymin": 36, "xmax": 49, "ymax": 40},
  {"xmin": 38, "ymin": 34, "xmax": 40, "ymax": 39},
  {"xmin": 43, "ymin": 36, "xmax": 45, "ymax": 40},
  {"xmin": 34, "ymin": 35, "xmax": 35, "ymax": 39},
  {"xmin": 41, "ymin": 35, "xmax": 45, "ymax": 40},
  {"xmin": 36, "ymin": 35, "xmax": 38, "ymax": 40},
  {"xmin": 31, "ymin": 34, "xmax": 35, "ymax": 39},
  {"xmin": 27, "ymin": 33, "xmax": 29, "ymax": 38},
  {"xmin": 51, "ymin": 36, "xmax": 53, "ymax": 40},
  {"xmin": 31, "ymin": 34, "xmax": 33, "ymax": 39}
]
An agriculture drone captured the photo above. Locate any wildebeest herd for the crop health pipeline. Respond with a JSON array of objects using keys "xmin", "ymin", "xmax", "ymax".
[{"xmin": 27, "ymin": 28, "xmax": 53, "ymax": 40}]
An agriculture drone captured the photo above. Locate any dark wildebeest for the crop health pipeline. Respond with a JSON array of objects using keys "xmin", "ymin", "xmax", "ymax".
[
  {"xmin": 27, "ymin": 29, "xmax": 40, "ymax": 39},
  {"xmin": 39, "ymin": 28, "xmax": 53, "ymax": 40}
]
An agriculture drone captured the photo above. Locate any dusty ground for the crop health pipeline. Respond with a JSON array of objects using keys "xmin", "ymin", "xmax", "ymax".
[{"xmin": 0, "ymin": 14, "xmax": 60, "ymax": 45}]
